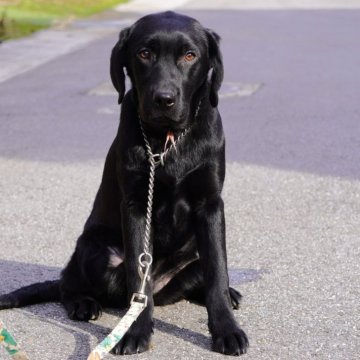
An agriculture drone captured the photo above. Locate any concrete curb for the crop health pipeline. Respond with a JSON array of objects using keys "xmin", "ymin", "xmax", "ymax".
[
  {"xmin": 115, "ymin": 0, "xmax": 189, "ymax": 12},
  {"xmin": 0, "ymin": 0, "xmax": 192, "ymax": 85},
  {"xmin": 0, "ymin": 19, "xmax": 133, "ymax": 84}
]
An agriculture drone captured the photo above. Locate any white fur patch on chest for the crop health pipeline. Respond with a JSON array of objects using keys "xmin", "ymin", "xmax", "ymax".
[{"xmin": 108, "ymin": 246, "xmax": 124, "ymax": 268}]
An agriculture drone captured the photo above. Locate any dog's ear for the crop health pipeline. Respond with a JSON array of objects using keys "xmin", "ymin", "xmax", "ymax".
[
  {"xmin": 110, "ymin": 27, "xmax": 131, "ymax": 104},
  {"xmin": 206, "ymin": 29, "xmax": 224, "ymax": 107}
]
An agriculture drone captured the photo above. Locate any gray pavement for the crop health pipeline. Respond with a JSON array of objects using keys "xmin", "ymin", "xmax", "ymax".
[{"xmin": 1, "ymin": 1, "xmax": 360, "ymax": 359}]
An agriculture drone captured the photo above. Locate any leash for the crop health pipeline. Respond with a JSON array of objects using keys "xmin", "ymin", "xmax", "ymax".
[
  {"xmin": 0, "ymin": 320, "xmax": 29, "ymax": 360},
  {"xmin": 88, "ymin": 120, "xmax": 191, "ymax": 359}
]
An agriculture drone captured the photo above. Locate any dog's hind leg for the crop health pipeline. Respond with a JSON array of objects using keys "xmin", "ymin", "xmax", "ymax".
[
  {"xmin": 60, "ymin": 226, "xmax": 127, "ymax": 321},
  {"xmin": 0, "ymin": 280, "xmax": 60, "ymax": 309}
]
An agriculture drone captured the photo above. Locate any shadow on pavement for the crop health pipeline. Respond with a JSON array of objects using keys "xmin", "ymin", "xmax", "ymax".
[
  {"xmin": 0, "ymin": 259, "xmax": 266, "ymax": 357},
  {"xmin": 155, "ymin": 318, "xmax": 211, "ymax": 351}
]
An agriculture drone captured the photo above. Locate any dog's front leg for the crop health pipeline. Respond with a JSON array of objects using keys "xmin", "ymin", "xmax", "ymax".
[
  {"xmin": 195, "ymin": 197, "xmax": 249, "ymax": 356},
  {"xmin": 112, "ymin": 202, "xmax": 153, "ymax": 355}
]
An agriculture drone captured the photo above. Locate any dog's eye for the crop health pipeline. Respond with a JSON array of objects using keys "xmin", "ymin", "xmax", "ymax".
[
  {"xmin": 138, "ymin": 49, "xmax": 151, "ymax": 60},
  {"xmin": 184, "ymin": 51, "xmax": 196, "ymax": 62}
]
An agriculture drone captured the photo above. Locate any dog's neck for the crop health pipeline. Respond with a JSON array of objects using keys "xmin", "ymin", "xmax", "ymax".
[{"xmin": 137, "ymin": 98, "xmax": 203, "ymax": 152}]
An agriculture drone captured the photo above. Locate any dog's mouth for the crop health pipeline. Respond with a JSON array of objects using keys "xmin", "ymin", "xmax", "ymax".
[
  {"xmin": 140, "ymin": 117, "xmax": 188, "ymax": 149},
  {"xmin": 140, "ymin": 115, "xmax": 188, "ymax": 131}
]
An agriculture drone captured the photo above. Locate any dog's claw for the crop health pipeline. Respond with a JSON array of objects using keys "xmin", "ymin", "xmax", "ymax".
[{"xmin": 111, "ymin": 332, "xmax": 151, "ymax": 355}]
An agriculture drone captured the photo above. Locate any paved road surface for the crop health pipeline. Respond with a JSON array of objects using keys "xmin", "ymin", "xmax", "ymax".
[{"xmin": 0, "ymin": 1, "xmax": 359, "ymax": 359}]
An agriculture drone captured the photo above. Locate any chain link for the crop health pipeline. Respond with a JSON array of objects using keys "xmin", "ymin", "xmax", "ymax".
[{"xmin": 138, "ymin": 124, "xmax": 189, "ymax": 271}]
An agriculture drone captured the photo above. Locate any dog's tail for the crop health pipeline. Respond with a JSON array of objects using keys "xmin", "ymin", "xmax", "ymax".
[{"xmin": 0, "ymin": 280, "xmax": 61, "ymax": 309}]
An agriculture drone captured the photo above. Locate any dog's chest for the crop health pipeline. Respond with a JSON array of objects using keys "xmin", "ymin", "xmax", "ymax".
[
  {"xmin": 152, "ymin": 169, "xmax": 194, "ymax": 252},
  {"xmin": 126, "ymin": 146, "xmax": 200, "ymax": 252}
]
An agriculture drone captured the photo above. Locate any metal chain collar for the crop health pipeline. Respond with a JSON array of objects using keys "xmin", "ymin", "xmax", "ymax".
[
  {"xmin": 136, "ymin": 101, "xmax": 201, "ymax": 296},
  {"xmin": 138, "ymin": 123, "xmax": 189, "ymax": 267}
]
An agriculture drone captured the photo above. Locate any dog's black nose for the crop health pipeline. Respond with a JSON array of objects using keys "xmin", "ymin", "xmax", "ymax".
[{"xmin": 154, "ymin": 91, "xmax": 175, "ymax": 109}]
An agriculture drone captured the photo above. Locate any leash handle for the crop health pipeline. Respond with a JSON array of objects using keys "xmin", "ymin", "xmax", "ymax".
[{"xmin": 0, "ymin": 320, "xmax": 29, "ymax": 360}]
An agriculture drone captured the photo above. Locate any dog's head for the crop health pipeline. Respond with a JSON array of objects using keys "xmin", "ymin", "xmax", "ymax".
[{"xmin": 110, "ymin": 11, "xmax": 223, "ymax": 131}]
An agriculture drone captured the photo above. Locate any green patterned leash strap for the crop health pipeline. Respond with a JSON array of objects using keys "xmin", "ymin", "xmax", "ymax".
[
  {"xmin": 87, "ymin": 257, "xmax": 151, "ymax": 359},
  {"xmin": 0, "ymin": 320, "xmax": 29, "ymax": 360},
  {"xmin": 87, "ymin": 244, "xmax": 152, "ymax": 360},
  {"xmin": 87, "ymin": 296, "xmax": 146, "ymax": 360}
]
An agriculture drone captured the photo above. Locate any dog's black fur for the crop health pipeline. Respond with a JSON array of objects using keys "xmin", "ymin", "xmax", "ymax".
[{"xmin": 0, "ymin": 11, "xmax": 249, "ymax": 356}]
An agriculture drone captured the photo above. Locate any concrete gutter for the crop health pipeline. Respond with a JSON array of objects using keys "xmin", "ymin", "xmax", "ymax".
[{"xmin": 114, "ymin": 0, "xmax": 189, "ymax": 12}]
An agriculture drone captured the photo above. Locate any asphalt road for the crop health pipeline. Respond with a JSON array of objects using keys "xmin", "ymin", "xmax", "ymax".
[{"xmin": 1, "ymin": 1, "xmax": 360, "ymax": 359}]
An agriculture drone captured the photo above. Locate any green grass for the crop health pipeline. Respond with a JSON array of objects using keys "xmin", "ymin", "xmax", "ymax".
[{"xmin": 0, "ymin": 0, "xmax": 127, "ymax": 41}]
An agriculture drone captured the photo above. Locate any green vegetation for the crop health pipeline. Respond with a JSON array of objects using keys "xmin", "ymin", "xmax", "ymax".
[{"xmin": 0, "ymin": 0, "xmax": 127, "ymax": 41}]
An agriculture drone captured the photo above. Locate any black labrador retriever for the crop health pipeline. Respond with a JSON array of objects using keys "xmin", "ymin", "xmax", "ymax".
[{"xmin": 0, "ymin": 11, "xmax": 249, "ymax": 356}]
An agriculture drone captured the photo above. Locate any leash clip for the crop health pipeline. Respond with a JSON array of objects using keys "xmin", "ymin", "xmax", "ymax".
[
  {"xmin": 131, "ymin": 255, "xmax": 152, "ymax": 309},
  {"xmin": 130, "ymin": 293, "xmax": 148, "ymax": 308},
  {"xmin": 137, "ymin": 253, "xmax": 152, "ymax": 294}
]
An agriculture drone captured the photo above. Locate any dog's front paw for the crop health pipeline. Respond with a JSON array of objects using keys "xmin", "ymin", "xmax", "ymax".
[
  {"xmin": 212, "ymin": 326, "xmax": 249, "ymax": 356},
  {"xmin": 111, "ymin": 317, "xmax": 153, "ymax": 356},
  {"xmin": 111, "ymin": 331, "xmax": 151, "ymax": 355}
]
